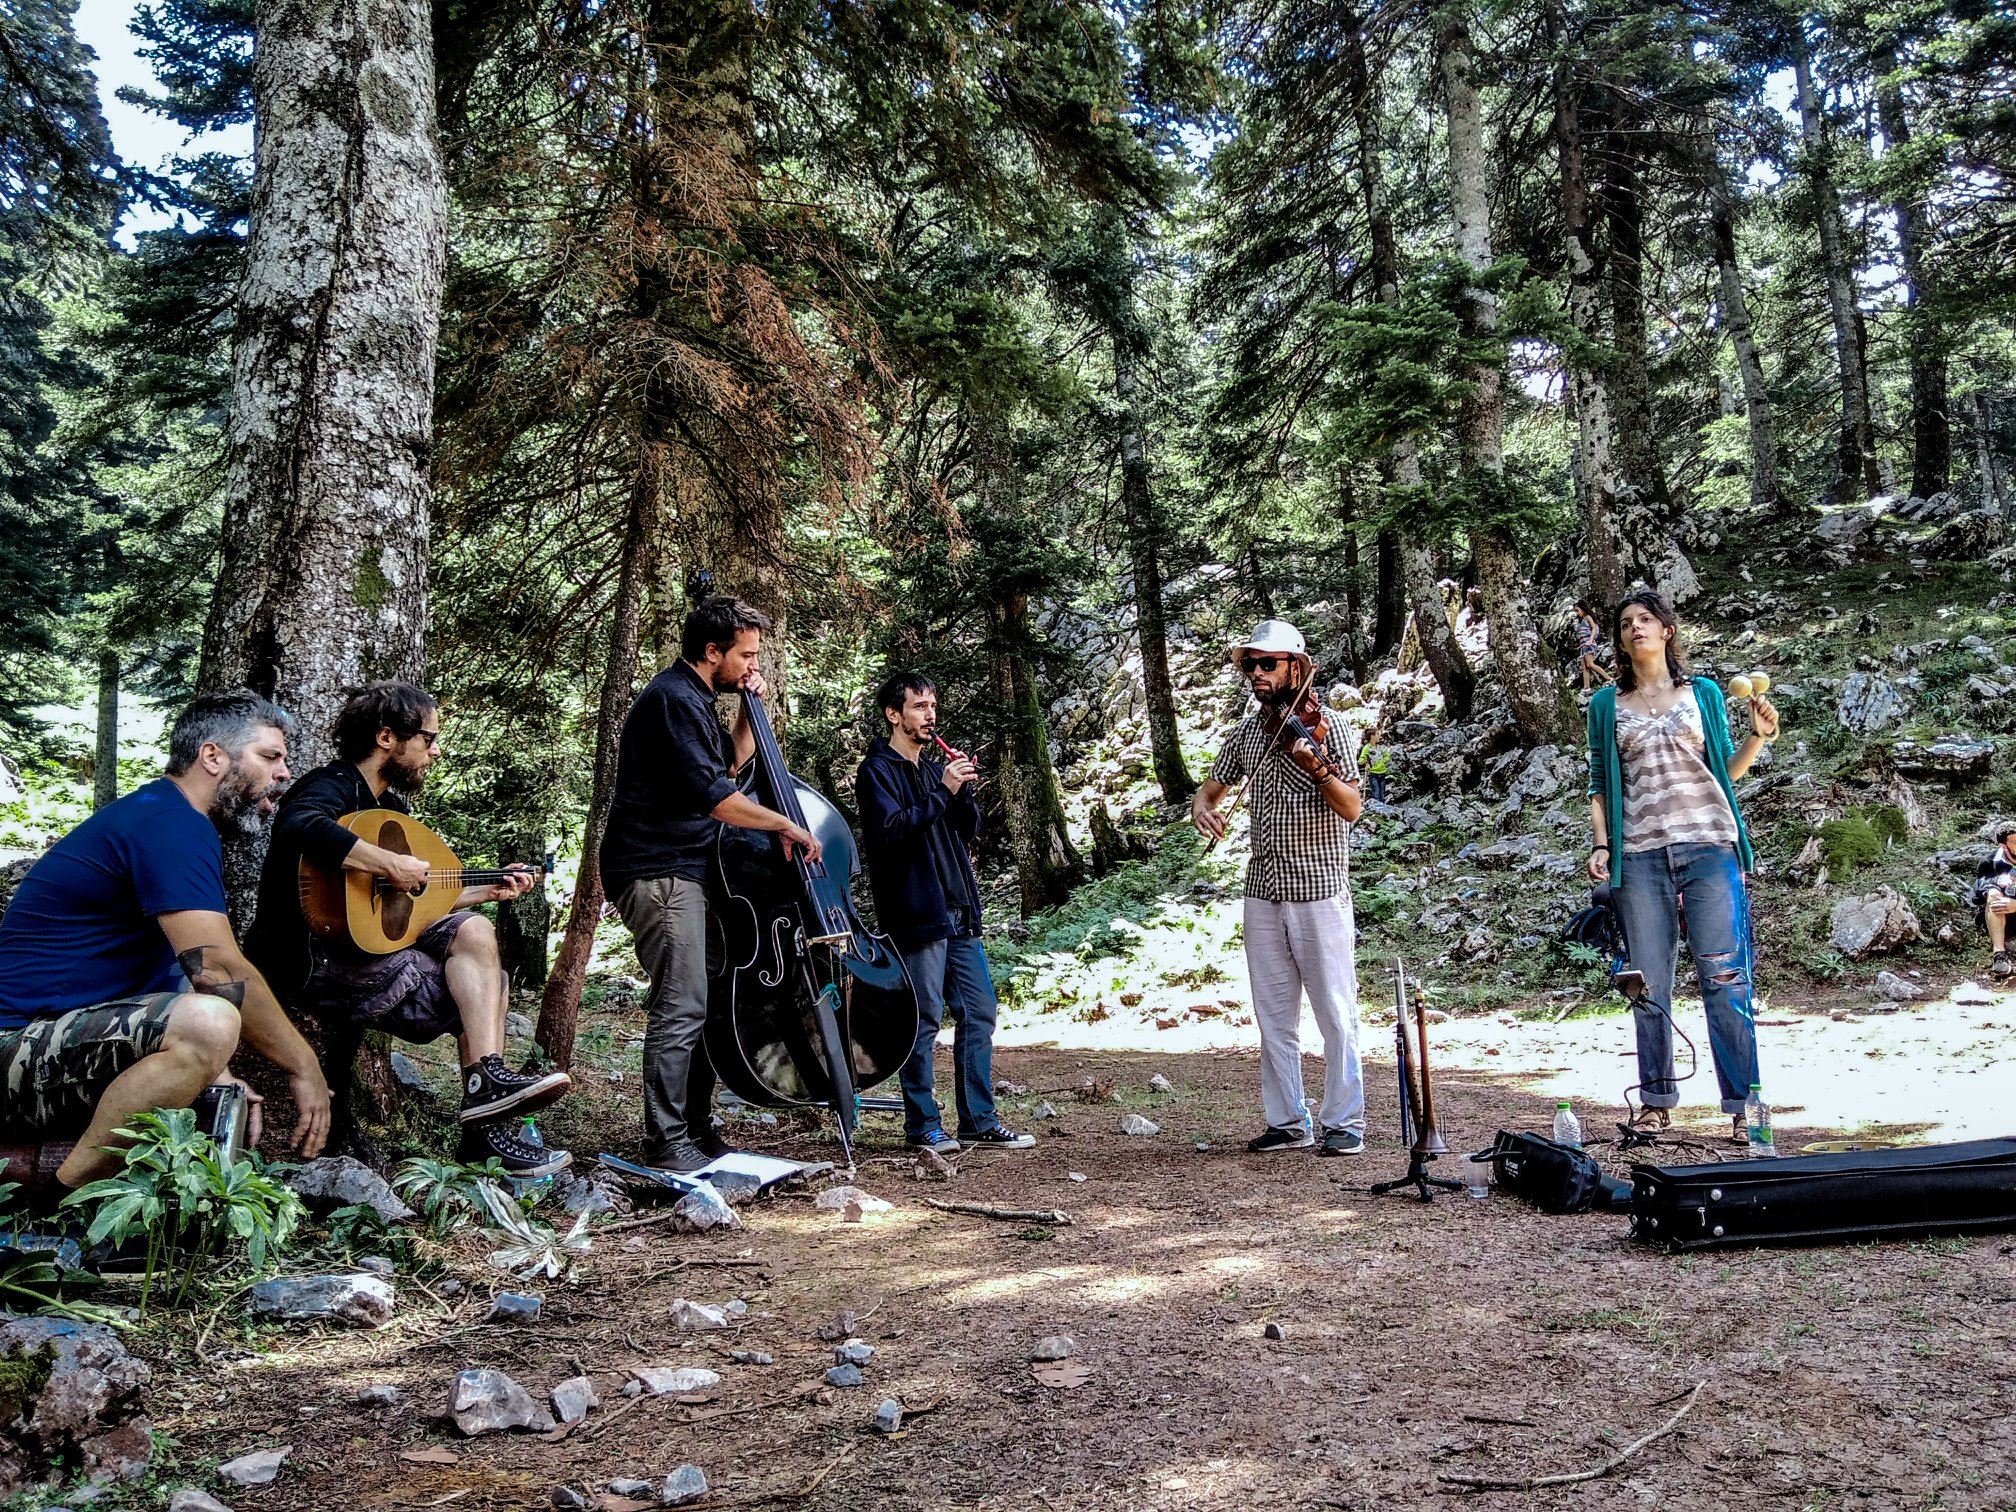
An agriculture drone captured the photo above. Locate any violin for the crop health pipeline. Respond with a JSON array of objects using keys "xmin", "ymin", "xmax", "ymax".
[
  {"xmin": 1259, "ymin": 668, "xmax": 1355, "ymax": 797},
  {"xmin": 702, "ymin": 670, "xmax": 919, "ymax": 1164}
]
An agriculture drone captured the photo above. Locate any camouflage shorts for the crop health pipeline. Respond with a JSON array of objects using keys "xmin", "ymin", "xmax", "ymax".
[{"xmin": 0, "ymin": 994, "xmax": 180, "ymax": 1137}]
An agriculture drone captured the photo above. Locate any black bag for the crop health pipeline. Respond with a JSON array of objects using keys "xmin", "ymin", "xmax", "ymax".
[
  {"xmin": 1480, "ymin": 1130, "xmax": 1628, "ymax": 1214},
  {"xmin": 1629, "ymin": 1138, "xmax": 2016, "ymax": 1251}
]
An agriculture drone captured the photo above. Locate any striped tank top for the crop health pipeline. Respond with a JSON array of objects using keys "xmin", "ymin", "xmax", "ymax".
[{"xmin": 1616, "ymin": 698, "xmax": 1738, "ymax": 854}]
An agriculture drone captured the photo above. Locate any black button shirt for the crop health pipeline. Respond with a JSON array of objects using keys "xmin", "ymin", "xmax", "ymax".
[{"xmin": 600, "ymin": 662, "xmax": 742, "ymax": 893}]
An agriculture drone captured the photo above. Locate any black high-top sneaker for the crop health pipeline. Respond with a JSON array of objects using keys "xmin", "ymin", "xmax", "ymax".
[
  {"xmin": 458, "ymin": 1119, "xmax": 573, "ymax": 1178},
  {"xmin": 459, "ymin": 1054, "xmax": 571, "ymax": 1123}
]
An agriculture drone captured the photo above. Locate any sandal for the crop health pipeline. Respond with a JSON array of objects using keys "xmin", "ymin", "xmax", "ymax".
[{"xmin": 1628, "ymin": 1106, "xmax": 1670, "ymax": 1132}]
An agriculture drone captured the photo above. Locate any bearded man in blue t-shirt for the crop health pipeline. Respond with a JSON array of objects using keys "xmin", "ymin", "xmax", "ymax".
[{"xmin": 0, "ymin": 691, "xmax": 332, "ymax": 1197}]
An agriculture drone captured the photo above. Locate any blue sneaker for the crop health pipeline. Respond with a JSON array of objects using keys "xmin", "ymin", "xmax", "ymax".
[{"xmin": 906, "ymin": 1131, "xmax": 962, "ymax": 1156}]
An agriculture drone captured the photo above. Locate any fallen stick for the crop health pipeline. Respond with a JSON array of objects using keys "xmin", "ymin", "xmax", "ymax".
[
  {"xmin": 642, "ymin": 1258, "xmax": 772, "ymax": 1283},
  {"xmin": 921, "ymin": 1198, "xmax": 1073, "ymax": 1225},
  {"xmin": 1437, "ymin": 1380, "xmax": 1706, "ymax": 1493}
]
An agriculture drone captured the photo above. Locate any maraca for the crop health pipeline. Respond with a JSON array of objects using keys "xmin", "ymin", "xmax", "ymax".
[{"xmin": 1727, "ymin": 671, "xmax": 1772, "ymax": 699}]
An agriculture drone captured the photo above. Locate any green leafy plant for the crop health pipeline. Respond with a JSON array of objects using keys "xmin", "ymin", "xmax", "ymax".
[
  {"xmin": 61, "ymin": 1108, "xmax": 303, "ymax": 1315},
  {"xmin": 391, "ymin": 1155, "xmax": 509, "ymax": 1233}
]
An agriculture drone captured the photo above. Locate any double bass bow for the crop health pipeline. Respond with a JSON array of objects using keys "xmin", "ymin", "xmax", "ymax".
[{"xmin": 700, "ymin": 633, "xmax": 919, "ymax": 1164}]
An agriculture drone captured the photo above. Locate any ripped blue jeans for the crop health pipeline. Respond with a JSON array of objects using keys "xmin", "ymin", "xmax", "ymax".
[{"xmin": 1615, "ymin": 842, "xmax": 1760, "ymax": 1113}]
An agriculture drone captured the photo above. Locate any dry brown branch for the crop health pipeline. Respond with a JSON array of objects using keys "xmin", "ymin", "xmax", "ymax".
[
  {"xmin": 1437, "ymin": 1379, "xmax": 1706, "ymax": 1492},
  {"xmin": 921, "ymin": 1198, "xmax": 1074, "ymax": 1225}
]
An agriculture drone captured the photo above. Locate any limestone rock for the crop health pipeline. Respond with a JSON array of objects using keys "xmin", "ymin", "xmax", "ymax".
[
  {"xmin": 873, "ymin": 1398, "xmax": 903, "ymax": 1434},
  {"xmin": 1119, "ymin": 1113, "xmax": 1160, "ymax": 1136},
  {"xmin": 0, "ymin": 1314, "xmax": 155, "ymax": 1496},
  {"xmin": 671, "ymin": 1182, "xmax": 740, "ymax": 1232},
  {"xmin": 1031, "ymin": 1335, "xmax": 1078, "ymax": 1361},
  {"xmin": 449, "ymin": 1369, "xmax": 554, "ymax": 1436},
  {"xmin": 661, "ymin": 1465, "xmax": 709, "ymax": 1506},
  {"xmin": 629, "ymin": 1366, "xmax": 720, "ymax": 1396},
  {"xmin": 1870, "ymin": 970, "xmax": 1923, "ymax": 1002},
  {"xmin": 1928, "ymin": 508, "xmax": 2005, "ymax": 561},
  {"xmin": 1893, "ymin": 735, "xmax": 1995, "ymax": 781},
  {"xmin": 550, "ymin": 1376, "xmax": 598, "ymax": 1425},
  {"xmin": 168, "ymin": 1491, "xmax": 236, "ymax": 1512},
  {"xmin": 671, "ymin": 1298, "xmax": 730, "ymax": 1330},
  {"xmin": 249, "ymin": 1274, "xmax": 395, "ymax": 1327},
  {"xmin": 1835, "ymin": 673, "xmax": 1907, "ymax": 735},
  {"xmin": 217, "ymin": 1446, "xmax": 291, "ymax": 1488},
  {"xmin": 282, "ymin": 1156, "xmax": 415, "ymax": 1224},
  {"xmin": 824, "ymin": 1363, "xmax": 864, "ymax": 1388},
  {"xmin": 1829, "ymin": 888, "xmax": 1924, "ymax": 959}
]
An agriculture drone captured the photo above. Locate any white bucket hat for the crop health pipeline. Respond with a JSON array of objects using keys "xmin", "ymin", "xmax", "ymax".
[{"xmin": 1229, "ymin": 619, "xmax": 1307, "ymax": 661}]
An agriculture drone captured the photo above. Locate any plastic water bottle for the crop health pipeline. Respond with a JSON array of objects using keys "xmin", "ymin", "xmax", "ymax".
[
  {"xmin": 1744, "ymin": 1084, "xmax": 1777, "ymax": 1159},
  {"xmin": 1552, "ymin": 1100, "xmax": 1582, "ymax": 1149},
  {"xmin": 520, "ymin": 1115, "xmax": 543, "ymax": 1150}
]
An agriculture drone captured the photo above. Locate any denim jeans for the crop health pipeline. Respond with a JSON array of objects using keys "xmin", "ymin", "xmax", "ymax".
[
  {"xmin": 897, "ymin": 935, "xmax": 1001, "ymax": 1139},
  {"xmin": 1614, "ymin": 843, "xmax": 1760, "ymax": 1113}
]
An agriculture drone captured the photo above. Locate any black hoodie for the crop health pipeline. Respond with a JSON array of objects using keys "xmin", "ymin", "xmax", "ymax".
[{"xmin": 855, "ymin": 736, "xmax": 983, "ymax": 952}]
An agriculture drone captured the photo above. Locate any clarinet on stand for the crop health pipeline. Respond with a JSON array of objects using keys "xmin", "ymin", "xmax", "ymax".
[{"xmin": 1370, "ymin": 957, "xmax": 1464, "ymax": 1203}]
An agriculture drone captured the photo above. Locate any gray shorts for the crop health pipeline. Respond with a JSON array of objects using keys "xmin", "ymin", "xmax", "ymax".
[{"xmin": 303, "ymin": 912, "xmax": 475, "ymax": 1043}]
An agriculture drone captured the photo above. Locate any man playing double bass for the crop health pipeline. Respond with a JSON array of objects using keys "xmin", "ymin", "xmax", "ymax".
[
  {"xmin": 1189, "ymin": 620, "xmax": 1367, "ymax": 1157},
  {"xmin": 602, "ymin": 594, "xmax": 823, "ymax": 1175}
]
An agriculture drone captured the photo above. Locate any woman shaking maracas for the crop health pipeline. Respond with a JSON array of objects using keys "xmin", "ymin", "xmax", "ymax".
[{"xmin": 1585, "ymin": 590, "xmax": 1780, "ymax": 1140}]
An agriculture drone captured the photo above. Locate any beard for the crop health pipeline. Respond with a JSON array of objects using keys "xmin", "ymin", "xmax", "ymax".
[
  {"xmin": 382, "ymin": 749, "xmax": 428, "ymax": 796},
  {"xmin": 208, "ymin": 761, "xmax": 285, "ymax": 838}
]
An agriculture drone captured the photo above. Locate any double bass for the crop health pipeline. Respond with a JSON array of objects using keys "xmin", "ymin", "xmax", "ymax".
[{"xmin": 703, "ymin": 673, "xmax": 920, "ymax": 1163}]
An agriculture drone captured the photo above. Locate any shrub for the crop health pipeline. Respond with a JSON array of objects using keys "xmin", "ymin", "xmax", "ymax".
[{"xmin": 62, "ymin": 1107, "xmax": 302, "ymax": 1315}]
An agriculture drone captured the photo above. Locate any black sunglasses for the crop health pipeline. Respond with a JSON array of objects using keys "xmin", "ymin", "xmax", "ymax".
[
  {"xmin": 397, "ymin": 727, "xmax": 441, "ymax": 749},
  {"xmin": 1238, "ymin": 655, "xmax": 1285, "ymax": 675}
]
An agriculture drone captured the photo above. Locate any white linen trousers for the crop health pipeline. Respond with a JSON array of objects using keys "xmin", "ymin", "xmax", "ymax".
[{"xmin": 1242, "ymin": 895, "xmax": 1365, "ymax": 1134}]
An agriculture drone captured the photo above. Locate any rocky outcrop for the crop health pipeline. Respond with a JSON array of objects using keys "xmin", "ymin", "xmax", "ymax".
[{"xmin": 0, "ymin": 1316, "xmax": 154, "ymax": 1496}]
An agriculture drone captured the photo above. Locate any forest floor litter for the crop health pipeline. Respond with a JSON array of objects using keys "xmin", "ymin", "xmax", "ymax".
[{"xmin": 122, "ymin": 974, "xmax": 2016, "ymax": 1512}]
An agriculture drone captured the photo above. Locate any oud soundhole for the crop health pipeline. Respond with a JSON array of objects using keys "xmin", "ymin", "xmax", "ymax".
[{"xmin": 379, "ymin": 820, "xmax": 414, "ymax": 938}]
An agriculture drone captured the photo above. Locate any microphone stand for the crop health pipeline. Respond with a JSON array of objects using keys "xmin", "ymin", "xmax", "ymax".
[{"xmin": 1370, "ymin": 958, "xmax": 1465, "ymax": 1203}]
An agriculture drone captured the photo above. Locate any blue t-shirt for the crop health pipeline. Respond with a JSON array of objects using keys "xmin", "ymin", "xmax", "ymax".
[{"xmin": 0, "ymin": 779, "xmax": 228, "ymax": 1029}]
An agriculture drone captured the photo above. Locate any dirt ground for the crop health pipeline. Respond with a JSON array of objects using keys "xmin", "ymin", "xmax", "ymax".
[{"xmin": 121, "ymin": 985, "xmax": 2016, "ymax": 1512}]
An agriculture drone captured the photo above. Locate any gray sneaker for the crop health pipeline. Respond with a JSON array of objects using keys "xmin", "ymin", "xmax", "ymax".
[{"xmin": 1318, "ymin": 1128, "xmax": 1364, "ymax": 1157}]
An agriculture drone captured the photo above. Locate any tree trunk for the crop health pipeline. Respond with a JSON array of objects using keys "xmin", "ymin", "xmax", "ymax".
[
  {"xmin": 1596, "ymin": 97, "xmax": 1698, "ymax": 601},
  {"xmin": 1113, "ymin": 330, "xmax": 1195, "ymax": 805},
  {"xmin": 496, "ymin": 821, "xmax": 552, "ymax": 996},
  {"xmin": 988, "ymin": 588, "xmax": 1082, "ymax": 915},
  {"xmin": 1396, "ymin": 458, "xmax": 1473, "ymax": 720},
  {"xmin": 1791, "ymin": 23, "xmax": 1878, "ymax": 504},
  {"xmin": 1339, "ymin": 470, "xmax": 1369, "ymax": 684},
  {"xmin": 536, "ymin": 469, "xmax": 657, "ymax": 1069},
  {"xmin": 1371, "ymin": 528, "xmax": 1404, "ymax": 657},
  {"xmin": 92, "ymin": 649, "xmax": 119, "ymax": 810},
  {"xmin": 1709, "ymin": 196, "xmax": 1784, "ymax": 510},
  {"xmin": 201, "ymin": 0, "xmax": 445, "ymax": 925},
  {"xmin": 1342, "ymin": 2, "xmax": 1471, "ymax": 715},
  {"xmin": 1551, "ymin": 14, "xmax": 1626, "ymax": 612},
  {"xmin": 1438, "ymin": 2, "xmax": 1564, "ymax": 745},
  {"xmin": 1873, "ymin": 44, "xmax": 1948, "ymax": 499},
  {"xmin": 1975, "ymin": 392, "xmax": 2009, "ymax": 513}
]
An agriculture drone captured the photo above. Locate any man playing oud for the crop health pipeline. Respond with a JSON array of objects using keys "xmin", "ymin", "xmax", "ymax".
[
  {"xmin": 1190, "ymin": 621, "xmax": 1367, "ymax": 1157},
  {"xmin": 248, "ymin": 681, "xmax": 569, "ymax": 1177}
]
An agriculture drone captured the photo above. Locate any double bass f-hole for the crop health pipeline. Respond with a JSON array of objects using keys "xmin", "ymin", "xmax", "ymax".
[{"xmin": 758, "ymin": 916, "xmax": 796, "ymax": 989}]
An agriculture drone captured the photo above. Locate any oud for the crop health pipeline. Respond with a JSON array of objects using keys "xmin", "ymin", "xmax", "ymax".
[{"xmin": 298, "ymin": 809, "xmax": 545, "ymax": 955}]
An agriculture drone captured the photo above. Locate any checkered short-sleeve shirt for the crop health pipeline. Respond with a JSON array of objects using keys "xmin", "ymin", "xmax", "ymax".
[{"xmin": 1210, "ymin": 711, "xmax": 1359, "ymax": 903}]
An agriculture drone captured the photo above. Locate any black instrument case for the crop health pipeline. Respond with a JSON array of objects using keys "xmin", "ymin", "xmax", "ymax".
[{"xmin": 1629, "ymin": 1138, "xmax": 2016, "ymax": 1251}]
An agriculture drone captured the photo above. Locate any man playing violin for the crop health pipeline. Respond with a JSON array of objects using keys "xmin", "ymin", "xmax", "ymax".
[
  {"xmin": 1190, "ymin": 621, "xmax": 1367, "ymax": 1157},
  {"xmin": 857, "ymin": 673, "xmax": 1033, "ymax": 1156},
  {"xmin": 602, "ymin": 594, "xmax": 823, "ymax": 1176},
  {"xmin": 248, "ymin": 681, "xmax": 569, "ymax": 1176}
]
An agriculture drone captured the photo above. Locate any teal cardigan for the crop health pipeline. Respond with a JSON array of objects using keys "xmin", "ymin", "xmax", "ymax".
[{"xmin": 1585, "ymin": 679, "xmax": 1755, "ymax": 878}]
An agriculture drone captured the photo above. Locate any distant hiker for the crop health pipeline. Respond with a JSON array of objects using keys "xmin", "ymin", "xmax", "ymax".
[
  {"xmin": 0, "ymin": 692, "xmax": 330, "ymax": 1194},
  {"xmin": 1189, "ymin": 620, "xmax": 1366, "ymax": 1157},
  {"xmin": 1362, "ymin": 730, "xmax": 1392, "ymax": 805},
  {"xmin": 1574, "ymin": 598, "xmax": 1611, "ymax": 692},
  {"xmin": 248, "ymin": 681, "xmax": 569, "ymax": 1177},
  {"xmin": 1970, "ymin": 822, "xmax": 2016, "ymax": 978},
  {"xmin": 856, "ymin": 672, "xmax": 1033, "ymax": 1157},
  {"xmin": 1586, "ymin": 589, "xmax": 1780, "ymax": 1139}
]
